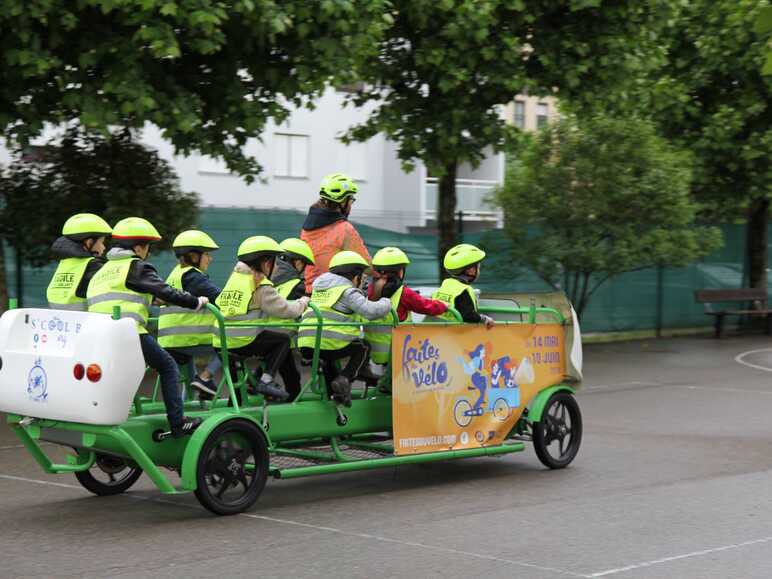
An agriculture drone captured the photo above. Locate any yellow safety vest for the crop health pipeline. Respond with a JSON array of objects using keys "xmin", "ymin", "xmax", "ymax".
[
  {"xmin": 86, "ymin": 258, "xmax": 152, "ymax": 333},
  {"xmin": 297, "ymin": 283, "xmax": 361, "ymax": 351},
  {"xmin": 431, "ymin": 278, "xmax": 476, "ymax": 322},
  {"xmin": 213, "ymin": 271, "xmax": 272, "ymax": 350},
  {"xmin": 157, "ymin": 265, "xmax": 214, "ymax": 348},
  {"xmin": 47, "ymin": 257, "xmax": 92, "ymax": 311},
  {"xmin": 364, "ymin": 286, "xmax": 403, "ymax": 364},
  {"xmin": 264, "ymin": 278, "xmax": 303, "ymax": 338}
]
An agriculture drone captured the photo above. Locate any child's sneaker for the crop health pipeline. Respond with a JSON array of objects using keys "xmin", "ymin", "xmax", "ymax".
[
  {"xmin": 171, "ymin": 416, "xmax": 203, "ymax": 438},
  {"xmin": 330, "ymin": 375, "xmax": 352, "ymax": 407},
  {"xmin": 249, "ymin": 380, "xmax": 290, "ymax": 401},
  {"xmin": 191, "ymin": 375, "xmax": 217, "ymax": 396}
]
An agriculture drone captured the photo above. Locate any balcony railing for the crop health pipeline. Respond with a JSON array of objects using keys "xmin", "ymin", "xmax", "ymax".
[{"xmin": 424, "ymin": 178, "xmax": 502, "ymax": 222}]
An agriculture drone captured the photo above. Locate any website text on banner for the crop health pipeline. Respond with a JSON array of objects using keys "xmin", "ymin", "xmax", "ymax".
[{"xmin": 392, "ymin": 324, "xmax": 566, "ymax": 455}]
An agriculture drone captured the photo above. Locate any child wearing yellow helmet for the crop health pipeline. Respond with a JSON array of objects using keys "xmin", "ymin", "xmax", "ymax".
[
  {"xmin": 362, "ymin": 246, "xmax": 450, "ymax": 392},
  {"xmin": 158, "ymin": 230, "xmax": 223, "ymax": 399},
  {"xmin": 214, "ymin": 236, "xmax": 310, "ymax": 401},
  {"xmin": 297, "ymin": 250, "xmax": 392, "ymax": 406},
  {"xmin": 47, "ymin": 213, "xmax": 112, "ymax": 311},
  {"xmin": 271, "ymin": 238, "xmax": 315, "ymax": 300},
  {"xmin": 86, "ymin": 217, "xmax": 208, "ymax": 438},
  {"xmin": 432, "ymin": 243, "xmax": 495, "ymax": 328}
]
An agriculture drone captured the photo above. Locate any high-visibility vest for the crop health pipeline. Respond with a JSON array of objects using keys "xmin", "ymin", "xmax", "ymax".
[
  {"xmin": 213, "ymin": 271, "xmax": 272, "ymax": 349},
  {"xmin": 86, "ymin": 258, "xmax": 152, "ymax": 333},
  {"xmin": 264, "ymin": 278, "xmax": 303, "ymax": 337},
  {"xmin": 297, "ymin": 283, "xmax": 361, "ymax": 351},
  {"xmin": 363, "ymin": 286, "xmax": 403, "ymax": 364},
  {"xmin": 157, "ymin": 265, "xmax": 214, "ymax": 348},
  {"xmin": 431, "ymin": 278, "xmax": 476, "ymax": 322},
  {"xmin": 47, "ymin": 257, "xmax": 92, "ymax": 311}
]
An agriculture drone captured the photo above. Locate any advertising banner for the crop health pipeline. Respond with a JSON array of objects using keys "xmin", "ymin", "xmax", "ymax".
[{"xmin": 392, "ymin": 323, "xmax": 566, "ymax": 455}]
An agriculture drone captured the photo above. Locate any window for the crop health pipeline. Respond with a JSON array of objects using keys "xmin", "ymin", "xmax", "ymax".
[
  {"xmin": 335, "ymin": 141, "xmax": 367, "ymax": 181},
  {"xmin": 514, "ymin": 101, "xmax": 526, "ymax": 129},
  {"xmin": 537, "ymin": 102, "xmax": 549, "ymax": 128},
  {"xmin": 198, "ymin": 156, "xmax": 231, "ymax": 175},
  {"xmin": 274, "ymin": 133, "xmax": 309, "ymax": 178}
]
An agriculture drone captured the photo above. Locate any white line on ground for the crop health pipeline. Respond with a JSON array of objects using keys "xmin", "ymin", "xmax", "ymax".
[
  {"xmin": 676, "ymin": 385, "xmax": 772, "ymax": 395},
  {"xmin": 583, "ymin": 381, "xmax": 662, "ymax": 392},
  {"xmin": 0, "ymin": 473, "xmax": 83, "ymax": 490},
  {"xmin": 734, "ymin": 348, "xmax": 772, "ymax": 374},
  {"xmin": 0, "ymin": 472, "xmax": 585, "ymax": 578},
  {"xmin": 587, "ymin": 536, "xmax": 772, "ymax": 577}
]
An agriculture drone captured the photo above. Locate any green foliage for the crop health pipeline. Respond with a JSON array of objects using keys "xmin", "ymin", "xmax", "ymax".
[
  {"xmin": 345, "ymin": 0, "xmax": 668, "ymax": 173},
  {"xmin": 756, "ymin": 6, "xmax": 772, "ymax": 74},
  {"xmin": 0, "ymin": 129, "xmax": 198, "ymax": 266},
  {"xmin": 0, "ymin": 1, "xmax": 391, "ymax": 180},
  {"xmin": 494, "ymin": 115, "xmax": 723, "ymax": 315},
  {"xmin": 587, "ymin": 0, "xmax": 771, "ymax": 220}
]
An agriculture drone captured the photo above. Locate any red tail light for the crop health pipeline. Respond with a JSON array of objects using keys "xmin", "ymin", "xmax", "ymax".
[
  {"xmin": 73, "ymin": 363, "xmax": 85, "ymax": 380},
  {"xmin": 86, "ymin": 364, "xmax": 102, "ymax": 382}
]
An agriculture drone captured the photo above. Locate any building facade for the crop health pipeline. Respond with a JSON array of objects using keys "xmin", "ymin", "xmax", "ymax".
[{"xmin": 0, "ymin": 91, "xmax": 558, "ymax": 234}]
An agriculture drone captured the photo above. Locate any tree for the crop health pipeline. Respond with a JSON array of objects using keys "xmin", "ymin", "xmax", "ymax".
[
  {"xmin": 493, "ymin": 115, "xmax": 722, "ymax": 317},
  {"xmin": 585, "ymin": 1, "xmax": 771, "ymax": 291},
  {"xmin": 758, "ymin": 6, "xmax": 772, "ymax": 75},
  {"xmin": 0, "ymin": 128, "xmax": 198, "ymax": 307},
  {"xmin": 0, "ymin": 1, "xmax": 390, "ymax": 179},
  {"xmin": 344, "ymin": 0, "xmax": 669, "ymax": 278}
]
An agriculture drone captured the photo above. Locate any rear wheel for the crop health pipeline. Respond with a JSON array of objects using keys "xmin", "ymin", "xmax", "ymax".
[
  {"xmin": 533, "ymin": 392, "xmax": 582, "ymax": 469},
  {"xmin": 194, "ymin": 419, "xmax": 268, "ymax": 516},
  {"xmin": 74, "ymin": 453, "xmax": 143, "ymax": 496}
]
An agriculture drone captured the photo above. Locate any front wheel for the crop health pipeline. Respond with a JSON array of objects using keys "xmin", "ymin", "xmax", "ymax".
[
  {"xmin": 532, "ymin": 392, "xmax": 582, "ymax": 469},
  {"xmin": 74, "ymin": 453, "xmax": 143, "ymax": 496},
  {"xmin": 194, "ymin": 419, "xmax": 269, "ymax": 516}
]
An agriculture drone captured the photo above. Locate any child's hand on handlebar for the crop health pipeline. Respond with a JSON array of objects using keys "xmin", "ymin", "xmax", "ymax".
[
  {"xmin": 196, "ymin": 296, "xmax": 210, "ymax": 311},
  {"xmin": 482, "ymin": 315, "xmax": 495, "ymax": 330}
]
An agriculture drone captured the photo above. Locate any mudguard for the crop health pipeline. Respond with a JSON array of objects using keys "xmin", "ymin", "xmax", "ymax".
[
  {"xmin": 527, "ymin": 384, "xmax": 576, "ymax": 423},
  {"xmin": 180, "ymin": 412, "xmax": 271, "ymax": 491}
]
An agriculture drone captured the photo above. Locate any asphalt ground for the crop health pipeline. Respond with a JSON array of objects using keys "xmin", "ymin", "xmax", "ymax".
[{"xmin": 2, "ymin": 334, "xmax": 772, "ymax": 578}]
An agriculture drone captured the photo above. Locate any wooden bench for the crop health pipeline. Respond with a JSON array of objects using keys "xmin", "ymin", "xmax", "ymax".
[{"xmin": 694, "ymin": 288, "xmax": 772, "ymax": 338}]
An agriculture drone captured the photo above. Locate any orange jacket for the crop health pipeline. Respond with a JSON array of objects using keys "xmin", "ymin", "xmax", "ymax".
[{"xmin": 301, "ymin": 220, "xmax": 371, "ymax": 293}]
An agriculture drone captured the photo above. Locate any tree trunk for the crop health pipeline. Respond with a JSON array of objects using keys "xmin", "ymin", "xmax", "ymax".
[
  {"xmin": 0, "ymin": 241, "xmax": 8, "ymax": 313},
  {"xmin": 437, "ymin": 160, "xmax": 458, "ymax": 281},
  {"xmin": 747, "ymin": 197, "xmax": 769, "ymax": 295}
]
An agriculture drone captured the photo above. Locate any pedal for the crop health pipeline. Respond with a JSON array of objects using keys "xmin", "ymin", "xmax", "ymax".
[
  {"xmin": 152, "ymin": 429, "xmax": 173, "ymax": 442},
  {"xmin": 335, "ymin": 405, "xmax": 348, "ymax": 426}
]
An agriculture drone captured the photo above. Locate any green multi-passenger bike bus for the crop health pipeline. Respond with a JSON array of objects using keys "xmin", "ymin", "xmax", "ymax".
[{"xmin": 0, "ymin": 296, "xmax": 583, "ymax": 515}]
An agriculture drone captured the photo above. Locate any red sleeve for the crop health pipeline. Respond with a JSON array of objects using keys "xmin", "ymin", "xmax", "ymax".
[{"xmin": 400, "ymin": 286, "xmax": 448, "ymax": 316}]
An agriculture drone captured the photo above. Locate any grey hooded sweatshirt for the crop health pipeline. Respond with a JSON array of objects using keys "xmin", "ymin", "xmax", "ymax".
[{"xmin": 312, "ymin": 272, "xmax": 391, "ymax": 320}]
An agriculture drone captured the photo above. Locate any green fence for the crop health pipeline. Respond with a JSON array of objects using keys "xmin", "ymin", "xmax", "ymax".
[{"xmin": 3, "ymin": 207, "xmax": 768, "ymax": 333}]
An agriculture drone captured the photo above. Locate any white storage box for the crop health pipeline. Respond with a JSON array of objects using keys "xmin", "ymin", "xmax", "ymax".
[{"xmin": 0, "ymin": 309, "xmax": 145, "ymax": 425}]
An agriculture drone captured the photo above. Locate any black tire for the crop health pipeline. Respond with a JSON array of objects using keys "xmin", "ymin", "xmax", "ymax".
[
  {"xmin": 194, "ymin": 419, "xmax": 269, "ymax": 516},
  {"xmin": 74, "ymin": 453, "xmax": 143, "ymax": 496},
  {"xmin": 532, "ymin": 392, "xmax": 582, "ymax": 469}
]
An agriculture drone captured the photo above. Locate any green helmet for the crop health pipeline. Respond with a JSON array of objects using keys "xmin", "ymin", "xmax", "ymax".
[
  {"xmin": 372, "ymin": 247, "xmax": 410, "ymax": 269},
  {"xmin": 111, "ymin": 217, "xmax": 162, "ymax": 243},
  {"xmin": 280, "ymin": 237, "xmax": 315, "ymax": 265},
  {"xmin": 237, "ymin": 235, "xmax": 283, "ymax": 264},
  {"xmin": 62, "ymin": 213, "xmax": 112, "ymax": 241},
  {"xmin": 173, "ymin": 230, "xmax": 219, "ymax": 256},
  {"xmin": 319, "ymin": 172, "xmax": 358, "ymax": 202},
  {"xmin": 443, "ymin": 243, "xmax": 486, "ymax": 273},
  {"xmin": 329, "ymin": 250, "xmax": 369, "ymax": 278}
]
